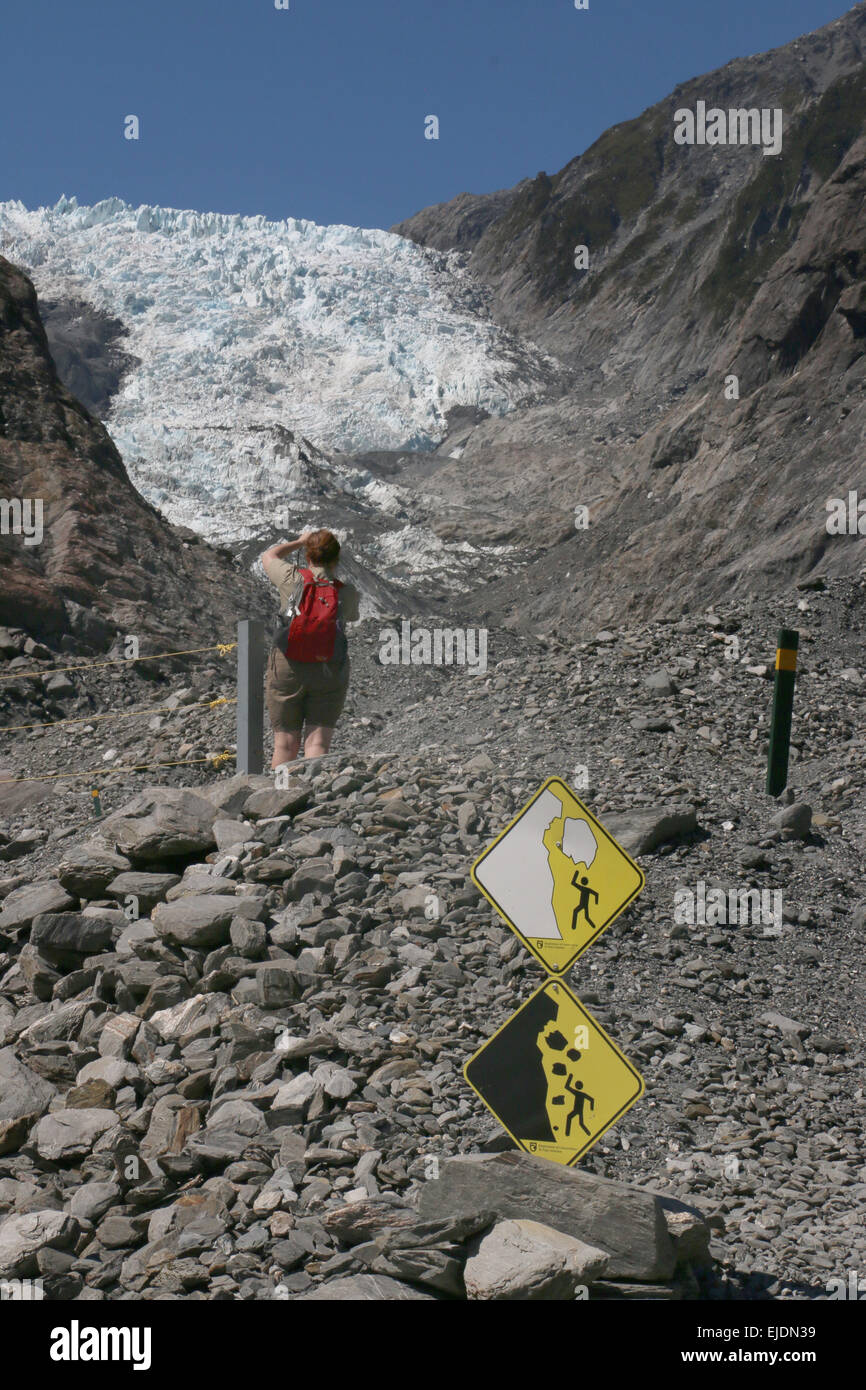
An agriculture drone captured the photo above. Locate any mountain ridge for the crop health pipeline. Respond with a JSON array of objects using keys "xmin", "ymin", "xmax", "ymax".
[{"xmin": 387, "ymin": 3, "xmax": 866, "ymax": 631}]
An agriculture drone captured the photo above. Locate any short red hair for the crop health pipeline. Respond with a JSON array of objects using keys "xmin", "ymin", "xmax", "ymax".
[{"xmin": 305, "ymin": 529, "xmax": 341, "ymax": 566}]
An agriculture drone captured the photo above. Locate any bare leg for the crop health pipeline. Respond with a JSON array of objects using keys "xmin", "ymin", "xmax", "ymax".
[
  {"xmin": 303, "ymin": 725, "xmax": 334, "ymax": 758},
  {"xmin": 272, "ymin": 730, "xmax": 301, "ymax": 769}
]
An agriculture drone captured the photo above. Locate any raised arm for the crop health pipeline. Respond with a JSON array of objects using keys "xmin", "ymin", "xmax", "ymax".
[{"xmin": 261, "ymin": 532, "xmax": 314, "ymax": 565}]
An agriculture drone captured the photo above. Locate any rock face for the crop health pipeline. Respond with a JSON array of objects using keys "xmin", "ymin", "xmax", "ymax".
[
  {"xmin": 0, "ymin": 255, "xmax": 268, "ymax": 646},
  {"xmin": 391, "ymin": 6, "xmax": 866, "ymax": 630}
]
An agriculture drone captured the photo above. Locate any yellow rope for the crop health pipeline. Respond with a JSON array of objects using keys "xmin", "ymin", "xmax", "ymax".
[
  {"xmin": 0, "ymin": 751, "xmax": 235, "ymax": 786},
  {"xmin": 0, "ymin": 642, "xmax": 238, "ymax": 684},
  {"xmin": 1, "ymin": 696, "xmax": 237, "ymax": 735}
]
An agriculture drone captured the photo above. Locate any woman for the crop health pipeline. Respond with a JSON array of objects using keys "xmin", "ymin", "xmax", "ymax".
[{"xmin": 261, "ymin": 529, "xmax": 360, "ymax": 765}]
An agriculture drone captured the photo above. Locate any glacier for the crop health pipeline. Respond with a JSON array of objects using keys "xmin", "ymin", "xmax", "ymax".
[{"xmin": 0, "ymin": 195, "xmax": 564, "ymax": 597}]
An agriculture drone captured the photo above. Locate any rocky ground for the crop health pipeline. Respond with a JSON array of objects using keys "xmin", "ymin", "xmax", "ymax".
[{"xmin": 0, "ymin": 570, "xmax": 863, "ymax": 1301}]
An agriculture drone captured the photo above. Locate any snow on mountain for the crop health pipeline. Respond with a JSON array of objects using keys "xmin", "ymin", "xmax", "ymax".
[{"xmin": 0, "ymin": 197, "xmax": 563, "ymax": 554}]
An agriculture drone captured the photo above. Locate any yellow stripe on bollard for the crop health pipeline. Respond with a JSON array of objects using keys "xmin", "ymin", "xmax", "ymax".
[{"xmin": 775, "ymin": 647, "xmax": 798, "ymax": 672}]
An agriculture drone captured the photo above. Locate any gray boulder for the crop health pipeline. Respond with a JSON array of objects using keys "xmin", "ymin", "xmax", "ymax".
[
  {"xmin": 644, "ymin": 668, "xmax": 678, "ymax": 695},
  {"xmin": 213, "ymin": 819, "xmax": 255, "ymax": 852},
  {"xmin": 417, "ymin": 1152, "xmax": 677, "ymax": 1281},
  {"xmin": 57, "ymin": 844, "xmax": 131, "ymax": 900},
  {"xmin": 104, "ymin": 872, "xmax": 180, "ymax": 913},
  {"xmin": 288, "ymin": 859, "xmax": 335, "ymax": 898},
  {"xmin": 32, "ymin": 1108, "xmax": 120, "ymax": 1161},
  {"xmin": 0, "ymin": 1048, "xmax": 56, "ymax": 1155},
  {"xmin": 604, "ymin": 805, "xmax": 697, "ymax": 856},
  {"xmin": 100, "ymin": 787, "xmax": 218, "ymax": 861},
  {"xmin": 770, "ymin": 801, "xmax": 812, "ymax": 836},
  {"xmin": 203, "ymin": 774, "xmax": 274, "ymax": 818},
  {"xmin": 244, "ymin": 783, "xmax": 310, "ymax": 819},
  {"xmin": 69, "ymin": 1181, "xmax": 121, "ymax": 1223},
  {"xmin": 152, "ymin": 893, "xmax": 264, "ymax": 947},
  {"xmin": 0, "ymin": 881, "xmax": 75, "ymax": 935},
  {"xmin": 17, "ymin": 999, "xmax": 93, "ymax": 1046},
  {"xmin": 16, "ymin": 947, "xmax": 62, "ymax": 1001},
  {"xmin": 165, "ymin": 871, "xmax": 242, "ymax": 901},
  {"xmin": 0, "ymin": 1210, "xmax": 81, "ymax": 1277},
  {"xmin": 30, "ymin": 911, "xmax": 116, "ymax": 964},
  {"xmin": 464, "ymin": 1218, "xmax": 610, "ymax": 1299}
]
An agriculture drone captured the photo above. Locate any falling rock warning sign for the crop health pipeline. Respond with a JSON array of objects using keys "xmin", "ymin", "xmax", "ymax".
[
  {"xmin": 464, "ymin": 979, "xmax": 644, "ymax": 1166},
  {"xmin": 471, "ymin": 776, "xmax": 645, "ymax": 975}
]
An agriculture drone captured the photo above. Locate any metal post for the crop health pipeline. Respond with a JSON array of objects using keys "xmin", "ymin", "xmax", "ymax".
[
  {"xmin": 236, "ymin": 619, "xmax": 265, "ymax": 775},
  {"xmin": 766, "ymin": 628, "xmax": 799, "ymax": 796}
]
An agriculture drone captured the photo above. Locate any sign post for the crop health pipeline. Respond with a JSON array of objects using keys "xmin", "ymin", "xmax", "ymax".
[
  {"xmin": 236, "ymin": 619, "xmax": 265, "ymax": 775},
  {"xmin": 465, "ymin": 776, "xmax": 645, "ymax": 1165}
]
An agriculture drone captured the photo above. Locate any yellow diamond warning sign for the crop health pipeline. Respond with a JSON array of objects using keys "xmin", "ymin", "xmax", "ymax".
[
  {"xmin": 471, "ymin": 776, "xmax": 645, "ymax": 975},
  {"xmin": 464, "ymin": 979, "xmax": 644, "ymax": 1166}
]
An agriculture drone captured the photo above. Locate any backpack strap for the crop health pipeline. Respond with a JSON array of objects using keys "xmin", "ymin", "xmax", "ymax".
[{"xmin": 308, "ymin": 569, "xmax": 342, "ymax": 592}]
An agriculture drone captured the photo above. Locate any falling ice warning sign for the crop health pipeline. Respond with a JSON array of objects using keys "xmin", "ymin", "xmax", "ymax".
[
  {"xmin": 471, "ymin": 776, "xmax": 645, "ymax": 975},
  {"xmin": 464, "ymin": 979, "xmax": 644, "ymax": 1166}
]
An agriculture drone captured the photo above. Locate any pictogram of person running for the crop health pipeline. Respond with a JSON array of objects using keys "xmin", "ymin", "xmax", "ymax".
[{"xmin": 570, "ymin": 870, "xmax": 599, "ymax": 933}]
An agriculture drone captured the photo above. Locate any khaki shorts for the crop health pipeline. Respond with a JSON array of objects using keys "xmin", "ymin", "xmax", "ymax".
[{"xmin": 265, "ymin": 647, "xmax": 350, "ymax": 733}]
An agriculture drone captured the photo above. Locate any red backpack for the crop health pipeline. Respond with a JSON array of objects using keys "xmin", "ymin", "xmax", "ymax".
[{"xmin": 285, "ymin": 568, "xmax": 343, "ymax": 663}]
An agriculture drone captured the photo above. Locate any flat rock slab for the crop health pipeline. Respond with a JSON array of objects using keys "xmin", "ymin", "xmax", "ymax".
[
  {"xmin": 100, "ymin": 787, "xmax": 218, "ymax": 861},
  {"xmin": 0, "ymin": 881, "xmax": 75, "ymax": 934},
  {"xmin": 31, "ymin": 911, "xmax": 116, "ymax": 961},
  {"xmin": 165, "ymin": 873, "xmax": 240, "ymax": 901},
  {"xmin": 295, "ymin": 1274, "xmax": 437, "ymax": 1300},
  {"xmin": 203, "ymin": 774, "xmax": 274, "ymax": 818},
  {"xmin": 213, "ymin": 819, "xmax": 255, "ymax": 852},
  {"xmin": 104, "ymin": 872, "xmax": 181, "ymax": 911},
  {"xmin": 57, "ymin": 844, "xmax": 131, "ymax": 900},
  {"xmin": 244, "ymin": 783, "xmax": 311, "ymax": 819},
  {"xmin": 152, "ymin": 893, "xmax": 264, "ymax": 947},
  {"xmin": 321, "ymin": 1199, "xmax": 419, "ymax": 1247},
  {"xmin": 32, "ymin": 1108, "xmax": 120, "ymax": 1161},
  {"xmin": 417, "ymin": 1152, "xmax": 677, "ymax": 1282},
  {"xmin": 604, "ymin": 805, "xmax": 697, "ymax": 856}
]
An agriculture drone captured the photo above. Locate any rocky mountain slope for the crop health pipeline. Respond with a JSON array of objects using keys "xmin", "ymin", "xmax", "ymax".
[
  {"xmin": 0, "ymin": 570, "xmax": 863, "ymax": 1300},
  {"xmin": 0, "ymin": 256, "xmax": 269, "ymax": 650},
  {"xmin": 391, "ymin": 4, "xmax": 866, "ymax": 628}
]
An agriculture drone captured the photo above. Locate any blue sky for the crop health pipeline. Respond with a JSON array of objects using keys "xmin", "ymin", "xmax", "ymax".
[{"xmin": 0, "ymin": 0, "xmax": 851, "ymax": 230}]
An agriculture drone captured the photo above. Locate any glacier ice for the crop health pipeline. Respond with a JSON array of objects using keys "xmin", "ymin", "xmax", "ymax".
[{"xmin": 0, "ymin": 195, "xmax": 563, "ymax": 596}]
